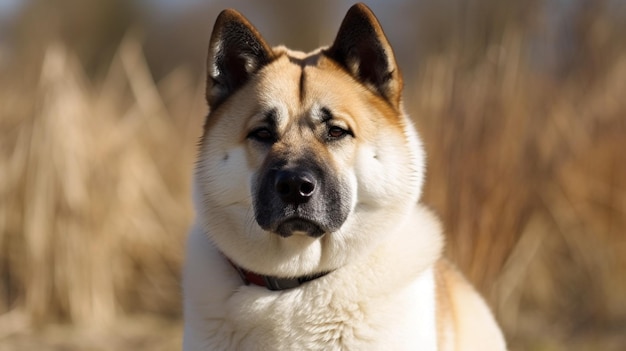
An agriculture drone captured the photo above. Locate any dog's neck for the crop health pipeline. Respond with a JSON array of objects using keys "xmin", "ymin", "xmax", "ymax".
[{"xmin": 226, "ymin": 258, "xmax": 330, "ymax": 291}]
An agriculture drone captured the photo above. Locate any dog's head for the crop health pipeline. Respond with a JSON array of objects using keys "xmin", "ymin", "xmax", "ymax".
[{"xmin": 196, "ymin": 3, "xmax": 425, "ymax": 277}]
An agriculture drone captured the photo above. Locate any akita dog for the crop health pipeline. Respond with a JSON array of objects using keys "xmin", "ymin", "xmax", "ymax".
[{"xmin": 183, "ymin": 3, "xmax": 506, "ymax": 350}]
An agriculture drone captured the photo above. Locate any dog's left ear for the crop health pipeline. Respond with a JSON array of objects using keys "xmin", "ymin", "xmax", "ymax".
[
  {"xmin": 206, "ymin": 9, "xmax": 274, "ymax": 109},
  {"xmin": 326, "ymin": 3, "xmax": 402, "ymax": 106}
]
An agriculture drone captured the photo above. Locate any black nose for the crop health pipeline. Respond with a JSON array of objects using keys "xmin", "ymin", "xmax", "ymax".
[{"xmin": 274, "ymin": 169, "xmax": 317, "ymax": 204}]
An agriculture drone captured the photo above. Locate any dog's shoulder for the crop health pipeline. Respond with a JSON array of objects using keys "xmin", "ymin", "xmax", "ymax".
[{"xmin": 435, "ymin": 259, "xmax": 507, "ymax": 351}]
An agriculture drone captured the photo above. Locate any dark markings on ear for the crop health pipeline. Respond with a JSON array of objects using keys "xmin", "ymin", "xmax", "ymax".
[
  {"xmin": 324, "ymin": 3, "xmax": 402, "ymax": 106},
  {"xmin": 206, "ymin": 9, "xmax": 274, "ymax": 109}
]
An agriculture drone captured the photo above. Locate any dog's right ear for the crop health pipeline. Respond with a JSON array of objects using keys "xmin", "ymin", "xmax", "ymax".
[{"xmin": 206, "ymin": 9, "xmax": 274, "ymax": 109}]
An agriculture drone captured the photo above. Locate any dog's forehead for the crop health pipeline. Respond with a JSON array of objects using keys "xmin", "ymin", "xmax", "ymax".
[
  {"xmin": 202, "ymin": 48, "xmax": 402, "ymax": 145},
  {"xmin": 248, "ymin": 49, "xmax": 402, "ymax": 137},
  {"xmin": 254, "ymin": 50, "xmax": 369, "ymax": 123}
]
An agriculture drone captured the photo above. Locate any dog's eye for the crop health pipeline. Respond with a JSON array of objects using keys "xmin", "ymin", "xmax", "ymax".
[
  {"xmin": 328, "ymin": 126, "xmax": 351, "ymax": 140},
  {"xmin": 248, "ymin": 128, "xmax": 276, "ymax": 143}
]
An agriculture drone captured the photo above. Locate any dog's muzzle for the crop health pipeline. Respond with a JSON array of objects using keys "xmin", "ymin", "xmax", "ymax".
[
  {"xmin": 254, "ymin": 161, "xmax": 350, "ymax": 238},
  {"xmin": 275, "ymin": 217, "xmax": 325, "ymax": 238}
]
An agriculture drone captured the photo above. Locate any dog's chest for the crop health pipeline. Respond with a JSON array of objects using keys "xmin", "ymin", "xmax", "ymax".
[{"xmin": 205, "ymin": 269, "xmax": 438, "ymax": 350}]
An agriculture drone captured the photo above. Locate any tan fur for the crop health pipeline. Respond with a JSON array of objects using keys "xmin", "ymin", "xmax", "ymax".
[{"xmin": 436, "ymin": 260, "xmax": 507, "ymax": 351}]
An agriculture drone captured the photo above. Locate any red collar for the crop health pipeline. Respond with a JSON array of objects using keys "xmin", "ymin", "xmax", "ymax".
[{"xmin": 227, "ymin": 259, "xmax": 329, "ymax": 291}]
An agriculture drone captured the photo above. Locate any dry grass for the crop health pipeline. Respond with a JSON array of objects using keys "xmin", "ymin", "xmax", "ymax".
[
  {"xmin": 0, "ymin": 36, "xmax": 204, "ymax": 331},
  {"xmin": 1, "ymin": 7, "xmax": 626, "ymax": 350},
  {"xmin": 412, "ymin": 28, "xmax": 626, "ymax": 349}
]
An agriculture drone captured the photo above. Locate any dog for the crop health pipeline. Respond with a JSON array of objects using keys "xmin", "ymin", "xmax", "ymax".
[{"xmin": 183, "ymin": 3, "xmax": 506, "ymax": 350}]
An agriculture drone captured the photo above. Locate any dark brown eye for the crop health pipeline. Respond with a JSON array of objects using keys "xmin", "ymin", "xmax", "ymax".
[
  {"xmin": 248, "ymin": 128, "xmax": 276, "ymax": 143},
  {"xmin": 328, "ymin": 126, "xmax": 349, "ymax": 139}
]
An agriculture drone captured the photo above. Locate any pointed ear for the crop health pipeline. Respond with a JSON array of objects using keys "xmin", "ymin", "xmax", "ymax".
[
  {"xmin": 325, "ymin": 3, "xmax": 402, "ymax": 106},
  {"xmin": 206, "ymin": 9, "xmax": 274, "ymax": 108}
]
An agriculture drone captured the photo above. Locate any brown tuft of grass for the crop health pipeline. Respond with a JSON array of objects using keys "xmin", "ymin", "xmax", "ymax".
[{"xmin": 0, "ymin": 35, "xmax": 204, "ymax": 328}]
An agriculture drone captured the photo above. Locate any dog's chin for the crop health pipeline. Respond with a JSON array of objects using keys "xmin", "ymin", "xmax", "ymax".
[{"xmin": 274, "ymin": 218, "xmax": 325, "ymax": 238}]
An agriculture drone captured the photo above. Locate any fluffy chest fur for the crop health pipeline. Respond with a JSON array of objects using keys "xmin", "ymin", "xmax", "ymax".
[{"xmin": 184, "ymin": 205, "xmax": 442, "ymax": 351}]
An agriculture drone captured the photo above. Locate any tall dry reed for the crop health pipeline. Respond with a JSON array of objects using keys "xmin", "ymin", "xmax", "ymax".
[{"xmin": 0, "ymin": 36, "xmax": 204, "ymax": 328}]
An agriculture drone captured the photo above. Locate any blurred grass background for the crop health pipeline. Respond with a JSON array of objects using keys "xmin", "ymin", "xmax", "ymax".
[{"xmin": 0, "ymin": 0, "xmax": 625, "ymax": 350}]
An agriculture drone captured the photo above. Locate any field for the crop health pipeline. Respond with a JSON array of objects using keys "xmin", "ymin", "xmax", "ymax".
[{"xmin": 1, "ymin": 1, "xmax": 625, "ymax": 350}]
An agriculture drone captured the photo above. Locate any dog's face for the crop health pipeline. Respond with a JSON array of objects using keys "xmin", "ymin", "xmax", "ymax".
[{"xmin": 196, "ymin": 4, "xmax": 425, "ymax": 277}]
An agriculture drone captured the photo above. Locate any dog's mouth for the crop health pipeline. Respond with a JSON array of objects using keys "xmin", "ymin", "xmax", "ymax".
[{"xmin": 274, "ymin": 217, "xmax": 325, "ymax": 238}]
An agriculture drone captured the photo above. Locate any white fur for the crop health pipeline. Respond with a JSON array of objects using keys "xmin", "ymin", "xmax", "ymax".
[
  {"xmin": 184, "ymin": 7, "xmax": 506, "ymax": 349},
  {"xmin": 185, "ymin": 57, "xmax": 455, "ymax": 350},
  {"xmin": 184, "ymin": 204, "xmax": 442, "ymax": 350}
]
